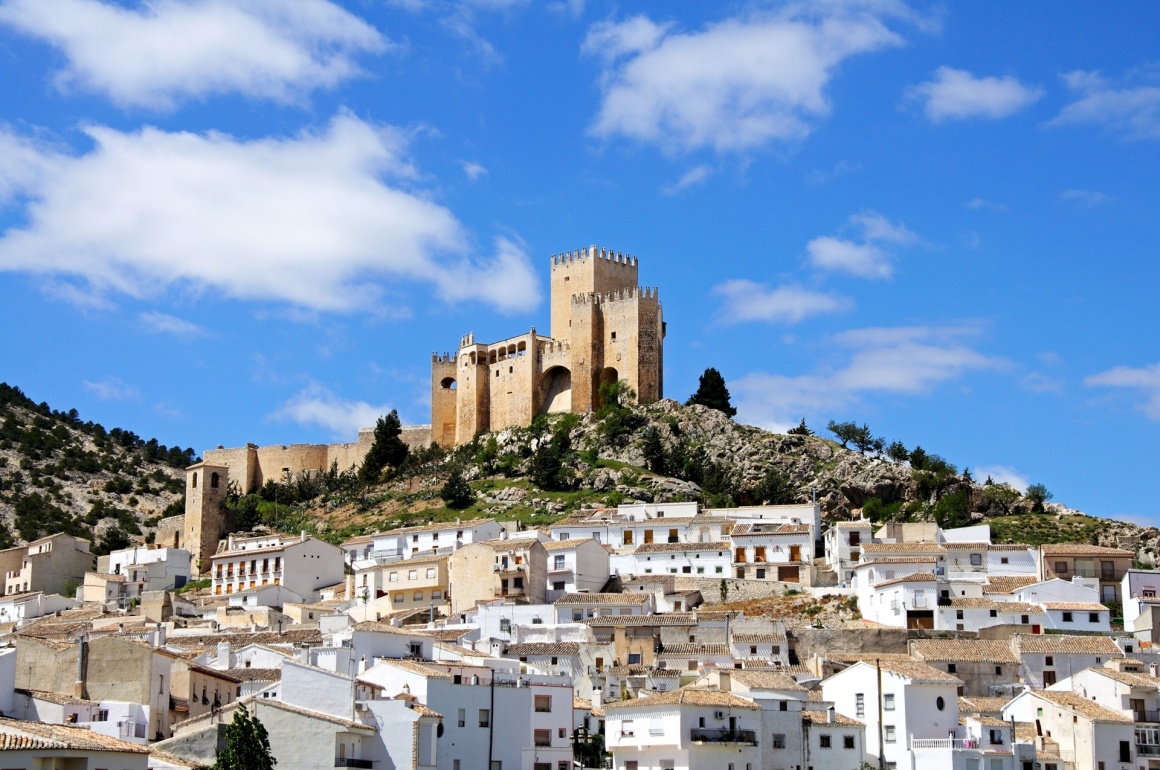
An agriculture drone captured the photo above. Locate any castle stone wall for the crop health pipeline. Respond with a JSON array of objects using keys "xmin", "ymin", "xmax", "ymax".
[{"xmin": 550, "ymin": 246, "xmax": 638, "ymax": 341}]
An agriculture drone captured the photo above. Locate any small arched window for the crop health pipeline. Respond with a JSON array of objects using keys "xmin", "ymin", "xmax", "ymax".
[
  {"xmin": 210, "ymin": 472, "xmax": 219, "ymax": 489},
  {"xmin": 936, "ymin": 696, "xmax": 945, "ymax": 711},
  {"xmin": 191, "ymin": 472, "xmax": 198, "ymax": 489}
]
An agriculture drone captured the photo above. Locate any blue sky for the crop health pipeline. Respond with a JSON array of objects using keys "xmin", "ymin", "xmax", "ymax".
[{"xmin": 0, "ymin": 1, "xmax": 1157, "ymax": 523}]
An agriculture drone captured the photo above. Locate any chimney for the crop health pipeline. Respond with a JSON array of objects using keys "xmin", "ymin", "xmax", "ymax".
[
  {"xmin": 216, "ymin": 641, "xmax": 231, "ymax": 670},
  {"xmin": 827, "ymin": 706, "xmax": 835, "ymax": 724},
  {"xmin": 74, "ymin": 636, "xmax": 87, "ymax": 699},
  {"xmin": 227, "ymin": 534, "xmax": 235, "ymax": 551}
]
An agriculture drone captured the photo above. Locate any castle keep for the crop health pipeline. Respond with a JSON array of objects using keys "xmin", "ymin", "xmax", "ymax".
[{"xmin": 430, "ymin": 245, "xmax": 665, "ymax": 446}]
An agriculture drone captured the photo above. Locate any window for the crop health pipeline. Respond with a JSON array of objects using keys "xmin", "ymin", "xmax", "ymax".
[
  {"xmin": 621, "ymin": 720, "xmax": 635, "ymax": 737},
  {"xmin": 535, "ymin": 695, "xmax": 552, "ymax": 712},
  {"xmin": 458, "ymin": 708, "xmax": 465, "ymax": 727},
  {"xmin": 625, "ymin": 763, "xmax": 638, "ymax": 770},
  {"xmin": 947, "ymin": 664, "xmax": 957, "ymax": 673},
  {"xmin": 558, "ymin": 728, "xmax": 566, "ymax": 739},
  {"xmin": 1120, "ymin": 741, "xmax": 1132, "ymax": 763},
  {"xmin": 479, "ymin": 709, "xmax": 490, "ymax": 727},
  {"xmin": 820, "ymin": 735, "xmax": 832, "ymax": 748},
  {"xmin": 1021, "ymin": 614, "xmax": 1029, "ymax": 624},
  {"xmin": 884, "ymin": 694, "xmax": 895, "ymax": 711},
  {"xmin": 1062, "ymin": 612, "xmax": 1073, "ymax": 622},
  {"xmin": 553, "ymin": 581, "xmax": 565, "ymax": 591},
  {"xmin": 773, "ymin": 733, "xmax": 786, "ymax": 748},
  {"xmin": 995, "ymin": 666, "xmax": 1002, "ymax": 675},
  {"xmin": 936, "ymin": 696, "xmax": 945, "ymax": 711},
  {"xmin": 990, "ymin": 609, "xmax": 998, "ymax": 617},
  {"xmin": 409, "ymin": 570, "xmax": 418, "ymax": 580},
  {"xmin": 414, "ymin": 591, "xmax": 423, "ymax": 601},
  {"xmin": 970, "ymin": 553, "xmax": 982, "ymax": 566},
  {"xmin": 534, "ymin": 729, "xmax": 551, "ymax": 747},
  {"xmin": 628, "ymin": 653, "xmax": 642, "ymax": 665},
  {"xmin": 855, "ymin": 694, "xmax": 865, "ymax": 718},
  {"xmin": 1045, "ymin": 656, "xmax": 1054, "ymax": 666},
  {"xmin": 427, "ymin": 568, "xmax": 436, "ymax": 578},
  {"xmin": 844, "ymin": 735, "xmax": 856, "ymax": 749},
  {"xmin": 389, "ymin": 571, "xmax": 398, "ymax": 582},
  {"xmin": 989, "ymin": 729, "xmax": 1004, "ymax": 745},
  {"xmin": 1089, "ymin": 612, "xmax": 1099, "ymax": 622},
  {"xmin": 884, "ymin": 726, "xmax": 896, "ymax": 743},
  {"xmin": 432, "ymin": 590, "xmax": 441, "ymax": 600},
  {"xmin": 394, "ymin": 593, "xmax": 404, "ymax": 602},
  {"xmin": 1054, "ymin": 561, "xmax": 1068, "ymax": 574},
  {"xmin": 956, "ymin": 610, "xmax": 964, "ymax": 620},
  {"xmin": 554, "ymin": 555, "xmax": 566, "ymax": 570}
]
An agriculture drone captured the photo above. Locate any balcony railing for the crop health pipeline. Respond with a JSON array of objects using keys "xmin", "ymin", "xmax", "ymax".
[
  {"xmin": 911, "ymin": 738, "xmax": 981, "ymax": 750},
  {"xmin": 690, "ymin": 728, "xmax": 757, "ymax": 745},
  {"xmin": 1136, "ymin": 711, "xmax": 1160, "ymax": 723},
  {"xmin": 335, "ymin": 758, "xmax": 373, "ymax": 768},
  {"xmin": 1138, "ymin": 744, "xmax": 1160, "ymax": 757}
]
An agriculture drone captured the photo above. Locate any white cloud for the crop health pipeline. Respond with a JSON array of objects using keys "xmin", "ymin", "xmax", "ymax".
[
  {"xmin": 974, "ymin": 464, "xmax": 1029, "ymax": 493},
  {"xmin": 84, "ymin": 377, "xmax": 141, "ymax": 401},
  {"xmin": 907, "ymin": 67, "xmax": 1043, "ymax": 122},
  {"xmin": 661, "ymin": 165, "xmax": 711, "ymax": 195},
  {"xmin": 582, "ymin": 5, "xmax": 912, "ymax": 152},
  {"xmin": 0, "ymin": 114, "xmax": 541, "ymax": 315},
  {"xmin": 1019, "ymin": 372, "xmax": 1063, "ymax": 395},
  {"xmin": 0, "ymin": 0, "xmax": 387, "ymax": 109},
  {"xmin": 734, "ymin": 325, "xmax": 1003, "ymax": 430},
  {"xmin": 272, "ymin": 384, "xmax": 394, "ymax": 438},
  {"xmin": 964, "ymin": 197, "xmax": 1006, "ymax": 212},
  {"xmin": 1084, "ymin": 361, "xmax": 1160, "ymax": 419},
  {"xmin": 461, "ymin": 161, "xmax": 488, "ymax": 181},
  {"xmin": 712, "ymin": 280, "xmax": 849, "ymax": 324},
  {"xmin": 805, "ymin": 211, "xmax": 918, "ymax": 279},
  {"xmin": 1061, "ymin": 189, "xmax": 1112, "ymax": 208},
  {"xmin": 139, "ymin": 311, "xmax": 206, "ymax": 337},
  {"xmin": 1052, "ymin": 66, "xmax": 1160, "ymax": 140}
]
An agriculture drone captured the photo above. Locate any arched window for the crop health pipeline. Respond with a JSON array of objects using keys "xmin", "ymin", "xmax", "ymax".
[
  {"xmin": 191, "ymin": 472, "xmax": 198, "ymax": 489},
  {"xmin": 440, "ymin": 377, "xmax": 457, "ymax": 390},
  {"xmin": 210, "ymin": 472, "xmax": 219, "ymax": 489}
]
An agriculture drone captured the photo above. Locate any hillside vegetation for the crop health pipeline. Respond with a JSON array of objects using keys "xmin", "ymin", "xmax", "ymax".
[{"xmin": 0, "ymin": 383, "xmax": 195, "ymax": 553}]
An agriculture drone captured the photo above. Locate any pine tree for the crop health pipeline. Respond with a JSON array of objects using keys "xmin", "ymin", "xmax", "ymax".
[
  {"xmin": 214, "ymin": 704, "xmax": 276, "ymax": 770},
  {"xmin": 686, "ymin": 368, "xmax": 737, "ymax": 417},
  {"xmin": 440, "ymin": 468, "xmax": 475, "ymax": 509},
  {"xmin": 359, "ymin": 410, "xmax": 409, "ymax": 484}
]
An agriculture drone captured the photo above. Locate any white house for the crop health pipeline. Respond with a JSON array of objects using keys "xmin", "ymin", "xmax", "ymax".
[
  {"xmin": 824, "ymin": 519, "xmax": 874, "ymax": 585},
  {"xmin": 343, "ymin": 518, "xmax": 502, "ymax": 567},
  {"xmin": 210, "ymin": 532, "xmax": 345, "ymax": 602},
  {"xmin": 604, "ymin": 686, "xmax": 762, "ymax": 770},
  {"xmin": 822, "ymin": 659, "xmax": 966, "ymax": 770},
  {"xmin": 99, "ymin": 545, "xmax": 192, "ymax": 591},
  {"xmin": 859, "ymin": 572, "xmax": 940, "ymax": 629},
  {"xmin": 1122, "ymin": 569, "xmax": 1160, "ymax": 631},
  {"xmin": 706, "ymin": 502, "xmax": 822, "ymax": 534},
  {"xmin": 553, "ymin": 593, "xmax": 654, "ymax": 624},
  {"xmin": 610, "ymin": 542, "xmax": 731, "ymax": 579},
  {"xmin": 1003, "ymin": 688, "xmax": 1136, "ymax": 770},
  {"xmin": 0, "ymin": 590, "xmax": 77, "ymax": 624},
  {"xmin": 1039, "ymin": 601, "xmax": 1112, "ymax": 633},
  {"xmin": 1011, "ymin": 634, "xmax": 1124, "ymax": 689},
  {"xmin": 543, "ymin": 538, "xmax": 610, "ymax": 601},
  {"xmin": 730, "ymin": 522, "xmax": 814, "ymax": 583}
]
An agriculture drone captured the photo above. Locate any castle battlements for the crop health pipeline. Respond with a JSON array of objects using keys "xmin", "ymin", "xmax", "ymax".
[
  {"xmin": 432, "ymin": 352, "xmax": 454, "ymax": 364},
  {"xmin": 570, "ymin": 286, "xmax": 660, "ymax": 305},
  {"xmin": 550, "ymin": 245, "xmax": 638, "ymax": 268},
  {"xmin": 537, "ymin": 339, "xmax": 571, "ymax": 354}
]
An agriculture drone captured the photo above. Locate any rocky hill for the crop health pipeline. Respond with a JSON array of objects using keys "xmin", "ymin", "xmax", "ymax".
[{"xmin": 0, "ymin": 383, "xmax": 195, "ymax": 553}]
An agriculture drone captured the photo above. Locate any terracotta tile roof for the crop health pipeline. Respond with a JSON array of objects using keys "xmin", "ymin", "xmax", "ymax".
[
  {"xmin": 944, "ymin": 542, "xmax": 989, "ymax": 551},
  {"xmin": 622, "ymin": 575, "xmax": 676, "ymax": 584},
  {"xmin": 631, "ymin": 542, "xmax": 729, "ymax": 553},
  {"xmin": 543, "ymin": 538, "xmax": 595, "ymax": 551},
  {"xmin": 862, "ymin": 542, "xmax": 946, "ymax": 554},
  {"xmin": 959, "ymin": 696, "xmax": 1015, "ymax": 714},
  {"xmin": 658, "ymin": 643, "xmax": 730, "ymax": 656},
  {"xmin": 874, "ymin": 659, "xmax": 964, "ymax": 684},
  {"xmin": 225, "ymin": 667, "xmax": 282, "ymax": 682},
  {"xmin": 855, "ymin": 557, "xmax": 938, "ymax": 566},
  {"xmin": 165, "ymin": 629, "xmax": 322, "ymax": 649},
  {"xmin": 13, "ymin": 688, "xmax": 99, "ymax": 706},
  {"xmin": 1013, "ymin": 634, "xmax": 1122, "ymax": 655},
  {"xmin": 983, "ymin": 576, "xmax": 1039, "ymax": 594},
  {"xmin": 802, "ymin": 709, "xmax": 863, "ymax": 726},
  {"xmin": 994, "ymin": 601, "xmax": 1042, "ymax": 614},
  {"xmin": 504, "ymin": 642, "xmax": 581, "ymax": 656},
  {"xmin": 1086, "ymin": 668, "xmax": 1160, "ymax": 689},
  {"xmin": 256, "ymin": 699, "xmax": 375, "ymax": 730},
  {"xmin": 910, "ymin": 639, "xmax": 1019, "ymax": 663},
  {"xmin": 874, "ymin": 572, "xmax": 940, "ymax": 588},
  {"xmin": 989, "ymin": 544, "xmax": 1032, "ymax": 551},
  {"xmin": 351, "ymin": 621, "xmax": 435, "ymax": 636},
  {"xmin": 408, "ymin": 702, "xmax": 442, "ymax": 718},
  {"xmin": 604, "ymin": 685, "xmax": 759, "ymax": 710},
  {"xmin": 946, "ymin": 597, "xmax": 1000, "ymax": 609},
  {"xmin": 835, "ymin": 520, "xmax": 873, "ymax": 528},
  {"xmin": 585, "ymin": 613, "xmax": 696, "ymax": 627},
  {"xmin": 727, "ymin": 670, "xmax": 806, "ymax": 691},
  {"xmin": 1040, "ymin": 543, "xmax": 1134, "ymax": 557},
  {"xmin": 1040, "ymin": 602, "xmax": 1109, "ymax": 612},
  {"xmin": 1032, "ymin": 690, "xmax": 1133, "ymax": 723},
  {"xmin": 380, "ymin": 658, "xmax": 454, "ymax": 679},
  {"xmin": 826, "ymin": 652, "xmax": 913, "ymax": 664},
  {"xmin": 731, "ymin": 523, "xmax": 812, "ymax": 537},
  {"xmin": 732, "ymin": 632, "xmax": 787, "ymax": 643},
  {"xmin": 373, "ymin": 518, "xmax": 496, "ymax": 537},
  {"xmin": 555, "ymin": 593, "xmax": 650, "ymax": 605},
  {"xmin": 0, "ymin": 716, "xmax": 150, "ymax": 752},
  {"xmin": 0, "ymin": 733, "xmax": 60, "ymax": 750}
]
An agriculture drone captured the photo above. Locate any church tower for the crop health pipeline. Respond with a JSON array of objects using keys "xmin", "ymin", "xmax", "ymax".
[{"xmin": 183, "ymin": 461, "xmax": 229, "ymax": 576}]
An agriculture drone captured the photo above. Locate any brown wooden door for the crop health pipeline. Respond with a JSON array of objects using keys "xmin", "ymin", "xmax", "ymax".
[{"xmin": 789, "ymin": 545, "xmax": 801, "ymax": 562}]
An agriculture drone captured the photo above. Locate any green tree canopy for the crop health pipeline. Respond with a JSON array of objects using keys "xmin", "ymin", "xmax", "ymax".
[
  {"xmin": 359, "ymin": 411, "xmax": 409, "ymax": 484},
  {"xmin": 687, "ymin": 368, "xmax": 737, "ymax": 417},
  {"xmin": 1025, "ymin": 483, "xmax": 1053, "ymax": 512},
  {"xmin": 885, "ymin": 440, "xmax": 909, "ymax": 464},
  {"xmin": 786, "ymin": 418, "xmax": 812, "ymax": 436},
  {"xmin": 214, "ymin": 704, "xmax": 276, "ymax": 770},
  {"xmin": 827, "ymin": 420, "xmax": 875, "ymax": 453},
  {"xmin": 440, "ymin": 468, "xmax": 475, "ymax": 509}
]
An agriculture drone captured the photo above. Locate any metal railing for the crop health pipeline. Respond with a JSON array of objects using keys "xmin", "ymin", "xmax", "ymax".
[
  {"xmin": 1136, "ymin": 710, "xmax": 1160, "ymax": 723},
  {"xmin": 335, "ymin": 758, "xmax": 373, "ymax": 768},
  {"xmin": 911, "ymin": 737, "xmax": 980, "ymax": 750},
  {"xmin": 1137, "ymin": 744, "xmax": 1160, "ymax": 756},
  {"xmin": 690, "ymin": 728, "xmax": 757, "ymax": 745}
]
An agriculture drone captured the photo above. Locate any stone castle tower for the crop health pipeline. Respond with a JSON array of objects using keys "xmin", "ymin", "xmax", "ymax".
[
  {"xmin": 431, "ymin": 245, "xmax": 664, "ymax": 446},
  {"xmin": 183, "ymin": 461, "xmax": 229, "ymax": 576}
]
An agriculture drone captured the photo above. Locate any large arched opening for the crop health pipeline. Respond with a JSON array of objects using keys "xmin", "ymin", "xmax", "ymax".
[
  {"xmin": 440, "ymin": 377, "xmax": 457, "ymax": 390},
  {"xmin": 540, "ymin": 366, "xmax": 572, "ymax": 414}
]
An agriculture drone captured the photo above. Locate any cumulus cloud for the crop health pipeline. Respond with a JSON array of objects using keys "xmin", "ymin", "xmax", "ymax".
[
  {"xmin": 806, "ymin": 211, "xmax": 918, "ymax": 279},
  {"xmin": 712, "ymin": 280, "xmax": 849, "ymax": 324},
  {"xmin": 272, "ymin": 383, "xmax": 394, "ymax": 438},
  {"xmin": 1061, "ymin": 189, "xmax": 1112, "ymax": 208},
  {"xmin": 0, "ymin": 114, "xmax": 541, "ymax": 315},
  {"xmin": 461, "ymin": 161, "xmax": 488, "ymax": 181},
  {"xmin": 907, "ymin": 67, "xmax": 1043, "ymax": 122},
  {"xmin": 974, "ymin": 465, "xmax": 1029, "ymax": 493},
  {"xmin": 733, "ymin": 325, "xmax": 1003, "ymax": 430},
  {"xmin": 0, "ymin": 0, "xmax": 387, "ymax": 109},
  {"xmin": 1084, "ymin": 361, "xmax": 1160, "ymax": 419},
  {"xmin": 582, "ymin": 4, "xmax": 913, "ymax": 152},
  {"xmin": 84, "ymin": 377, "xmax": 141, "ymax": 401},
  {"xmin": 139, "ymin": 311, "xmax": 206, "ymax": 337},
  {"xmin": 1052, "ymin": 66, "xmax": 1160, "ymax": 140},
  {"xmin": 661, "ymin": 165, "xmax": 711, "ymax": 196}
]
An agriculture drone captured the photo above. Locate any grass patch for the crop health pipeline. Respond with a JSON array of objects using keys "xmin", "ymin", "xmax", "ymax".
[{"xmin": 988, "ymin": 513, "xmax": 1111, "ymax": 546}]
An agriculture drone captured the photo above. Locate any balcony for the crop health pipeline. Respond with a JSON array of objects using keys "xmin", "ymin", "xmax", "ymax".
[
  {"xmin": 335, "ymin": 759, "xmax": 373, "ymax": 768},
  {"xmin": 1136, "ymin": 711, "xmax": 1160, "ymax": 723},
  {"xmin": 911, "ymin": 738, "xmax": 982, "ymax": 750},
  {"xmin": 690, "ymin": 728, "xmax": 757, "ymax": 745},
  {"xmin": 1138, "ymin": 744, "xmax": 1160, "ymax": 757}
]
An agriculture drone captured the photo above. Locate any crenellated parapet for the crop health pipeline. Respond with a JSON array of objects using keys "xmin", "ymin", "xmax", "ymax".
[
  {"xmin": 549, "ymin": 244, "xmax": 638, "ymax": 268},
  {"xmin": 570, "ymin": 286, "xmax": 660, "ymax": 305},
  {"xmin": 431, "ymin": 352, "xmax": 454, "ymax": 364}
]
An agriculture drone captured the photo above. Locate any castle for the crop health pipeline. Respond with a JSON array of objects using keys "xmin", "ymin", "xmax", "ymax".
[
  {"xmin": 178, "ymin": 245, "xmax": 664, "ymax": 573},
  {"xmin": 430, "ymin": 245, "xmax": 665, "ymax": 445}
]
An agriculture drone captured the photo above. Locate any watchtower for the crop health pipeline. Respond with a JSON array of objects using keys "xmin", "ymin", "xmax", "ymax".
[
  {"xmin": 549, "ymin": 246, "xmax": 638, "ymax": 342},
  {"xmin": 183, "ymin": 461, "xmax": 229, "ymax": 576}
]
